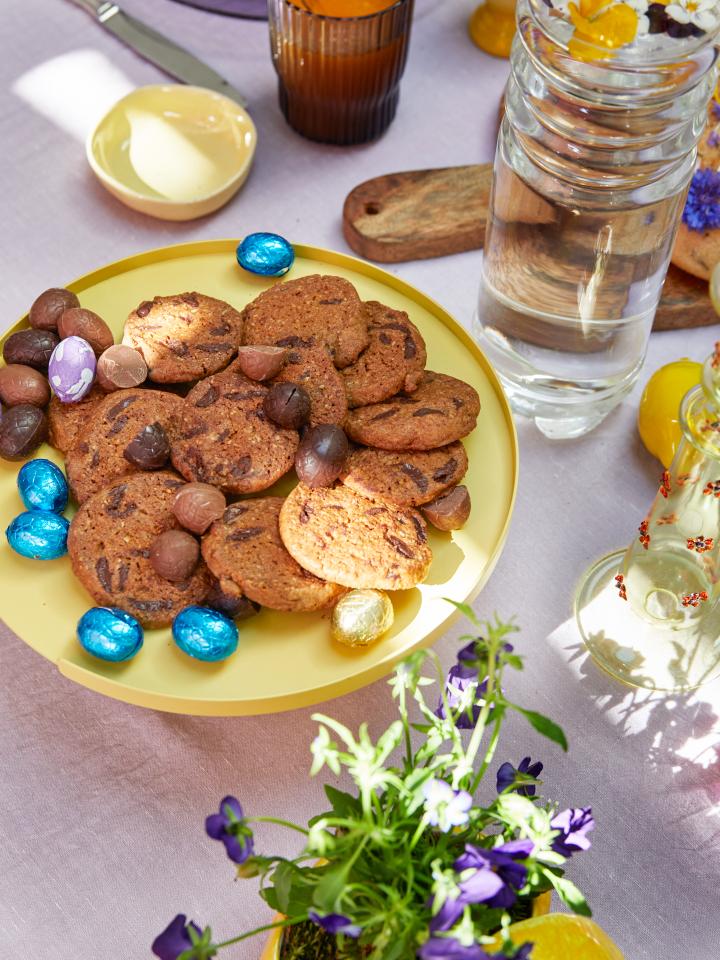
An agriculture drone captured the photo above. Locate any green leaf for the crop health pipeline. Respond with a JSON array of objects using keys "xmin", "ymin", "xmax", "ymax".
[
  {"xmin": 514, "ymin": 706, "xmax": 568, "ymax": 752},
  {"xmin": 443, "ymin": 598, "xmax": 480, "ymax": 626},
  {"xmin": 323, "ymin": 784, "xmax": 361, "ymax": 818},
  {"xmin": 270, "ymin": 861, "xmax": 296, "ymax": 914},
  {"xmin": 313, "ymin": 861, "xmax": 351, "ymax": 913},
  {"xmin": 544, "ymin": 870, "xmax": 592, "ymax": 916}
]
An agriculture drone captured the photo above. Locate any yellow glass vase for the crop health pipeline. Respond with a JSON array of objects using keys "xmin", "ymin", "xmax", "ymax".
[{"xmin": 469, "ymin": 0, "xmax": 516, "ymax": 58}]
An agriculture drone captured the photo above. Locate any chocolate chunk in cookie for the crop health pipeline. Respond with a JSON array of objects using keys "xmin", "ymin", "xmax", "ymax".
[
  {"xmin": 346, "ymin": 372, "xmax": 480, "ymax": 450},
  {"xmin": 340, "ymin": 442, "xmax": 468, "ymax": 507},
  {"xmin": 68, "ymin": 471, "xmax": 211, "ymax": 628},
  {"xmin": 65, "ymin": 389, "xmax": 183, "ymax": 503},
  {"xmin": 270, "ymin": 337, "xmax": 347, "ymax": 427},
  {"xmin": 342, "ymin": 302, "xmax": 426, "ymax": 408},
  {"xmin": 47, "ymin": 383, "xmax": 106, "ymax": 454},
  {"xmin": 241, "ymin": 275, "xmax": 368, "ymax": 368},
  {"xmin": 279, "ymin": 484, "xmax": 432, "ymax": 590},
  {"xmin": 171, "ymin": 365, "xmax": 298, "ymax": 495},
  {"xmin": 122, "ymin": 292, "xmax": 243, "ymax": 383},
  {"xmin": 202, "ymin": 497, "xmax": 345, "ymax": 613}
]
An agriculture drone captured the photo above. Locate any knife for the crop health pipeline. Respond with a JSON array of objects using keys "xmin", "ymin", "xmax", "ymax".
[{"xmin": 67, "ymin": 0, "xmax": 248, "ymax": 108}]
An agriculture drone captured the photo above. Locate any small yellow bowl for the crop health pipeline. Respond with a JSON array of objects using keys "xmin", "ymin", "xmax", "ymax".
[{"xmin": 86, "ymin": 84, "xmax": 257, "ymax": 221}]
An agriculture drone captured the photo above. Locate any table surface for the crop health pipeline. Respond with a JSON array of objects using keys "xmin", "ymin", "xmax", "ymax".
[{"xmin": 2, "ymin": 2, "xmax": 719, "ymax": 958}]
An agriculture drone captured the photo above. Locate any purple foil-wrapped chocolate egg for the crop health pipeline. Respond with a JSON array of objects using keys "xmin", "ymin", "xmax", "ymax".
[{"xmin": 48, "ymin": 336, "xmax": 97, "ymax": 403}]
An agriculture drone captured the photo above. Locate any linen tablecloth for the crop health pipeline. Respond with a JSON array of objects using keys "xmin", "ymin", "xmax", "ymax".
[{"xmin": 1, "ymin": 1, "xmax": 719, "ymax": 957}]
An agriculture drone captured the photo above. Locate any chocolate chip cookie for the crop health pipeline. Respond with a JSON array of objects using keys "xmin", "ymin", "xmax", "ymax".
[
  {"xmin": 270, "ymin": 337, "xmax": 347, "ymax": 427},
  {"xmin": 340, "ymin": 442, "xmax": 468, "ymax": 508},
  {"xmin": 346, "ymin": 372, "xmax": 480, "ymax": 450},
  {"xmin": 48, "ymin": 383, "xmax": 106, "ymax": 454},
  {"xmin": 202, "ymin": 497, "xmax": 345, "ymax": 612},
  {"xmin": 342, "ymin": 301, "xmax": 426, "ymax": 408},
  {"xmin": 279, "ymin": 484, "xmax": 432, "ymax": 590},
  {"xmin": 241, "ymin": 275, "xmax": 369, "ymax": 369},
  {"xmin": 68, "ymin": 471, "xmax": 212, "ymax": 628},
  {"xmin": 171, "ymin": 365, "xmax": 298, "ymax": 495},
  {"xmin": 65, "ymin": 389, "xmax": 183, "ymax": 504},
  {"xmin": 122, "ymin": 292, "xmax": 243, "ymax": 383}
]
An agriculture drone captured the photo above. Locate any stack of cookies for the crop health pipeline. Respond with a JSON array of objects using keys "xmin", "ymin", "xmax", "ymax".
[{"xmin": 38, "ymin": 274, "xmax": 481, "ymax": 633}]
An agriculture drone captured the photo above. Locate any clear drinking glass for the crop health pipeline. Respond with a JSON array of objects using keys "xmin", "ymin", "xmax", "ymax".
[
  {"xmin": 267, "ymin": 0, "xmax": 414, "ymax": 146},
  {"xmin": 474, "ymin": 0, "xmax": 719, "ymax": 439}
]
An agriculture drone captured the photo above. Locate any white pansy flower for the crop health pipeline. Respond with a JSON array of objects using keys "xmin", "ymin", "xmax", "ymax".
[{"xmin": 665, "ymin": 0, "xmax": 720, "ymax": 30}]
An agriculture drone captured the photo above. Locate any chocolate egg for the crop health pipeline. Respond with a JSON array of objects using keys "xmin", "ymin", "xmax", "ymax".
[
  {"xmin": 205, "ymin": 579, "xmax": 260, "ymax": 620},
  {"xmin": 58, "ymin": 307, "xmax": 114, "ymax": 357},
  {"xmin": 263, "ymin": 382, "xmax": 311, "ymax": 429},
  {"xmin": 236, "ymin": 232, "xmax": 294, "ymax": 277},
  {"xmin": 96, "ymin": 344, "xmax": 148, "ymax": 392},
  {"xmin": 235, "ymin": 345, "xmax": 288, "ymax": 382},
  {"xmin": 421, "ymin": 485, "xmax": 471, "ymax": 531},
  {"xmin": 0, "ymin": 405, "xmax": 48, "ymax": 461},
  {"xmin": 0, "ymin": 364, "xmax": 50, "ymax": 408},
  {"xmin": 6, "ymin": 510, "xmax": 69, "ymax": 560},
  {"xmin": 172, "ymin": 606, "xmax": 239, "ymax": 662},
  {"xmin": 17, "ymin": 458, "xmax": 68, "ymax": 512},
  {"xmin": 48, "ymin": 336, "xmax": 96, "ymax": 403},
  {"xmin": 295, "ymin": 424, "xmax": 348, "ymax": 487},
  {"xmin": 123, "ymin": 422, "xmax": 170, "ymax": 470},
  {"xmin": 173, "ymin": 482, "xmax": 226, "ymax": 534},
  {"xmin": 150, "ymin": 529, "xmax": 200, "ymax": 582},
  {"xmin": 29, "ymin": 288, "xmax": 79, "ymax": 331},
  {"xmin": 3, "ymin": 328, "xmax": 59, "ymax": 371},
  {"xmin": 77, "ymin": 607, "xmax": 143, "ymax": 662},
  {"xmin": 331, "ymin": 589, "xmax": 394, "ymax": 648}
]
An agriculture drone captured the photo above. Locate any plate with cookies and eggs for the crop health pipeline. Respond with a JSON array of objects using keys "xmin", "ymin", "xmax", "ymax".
[{"xmin": 0, "ymin": 239, "xmax": 517, "ymax": 715}]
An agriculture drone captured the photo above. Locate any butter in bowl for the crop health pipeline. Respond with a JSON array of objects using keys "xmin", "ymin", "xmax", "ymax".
[{"xmin": 86, "ymin": 84, "xmax": 257, "ymax": 220}]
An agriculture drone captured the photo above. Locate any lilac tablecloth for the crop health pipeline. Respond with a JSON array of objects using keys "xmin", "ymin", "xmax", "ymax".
[{"xmin": 1, "ymin": 1, "xmax": 719, "ymax": 957}]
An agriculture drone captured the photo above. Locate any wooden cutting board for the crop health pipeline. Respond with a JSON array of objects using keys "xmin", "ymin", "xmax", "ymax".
[{"xmin": 342, "ymin": 165, "xmax": 716, "ymax": 331}]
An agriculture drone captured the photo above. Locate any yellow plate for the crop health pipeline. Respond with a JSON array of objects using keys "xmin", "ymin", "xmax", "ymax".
[{"xmin": 0, "ymin": 241, "xmax": 518, "ymax": 716}]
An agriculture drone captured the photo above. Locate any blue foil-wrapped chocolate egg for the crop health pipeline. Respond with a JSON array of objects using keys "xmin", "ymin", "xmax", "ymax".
[
  {"xmin": 17, "ymin": 458, "xmax": 68, "ymax": 513},
  {"xmin": 172, "ymin": 605, "xmax": 239, "ymax": 662},
  {"xmin": 77, "ymin": 607, "xmax": 143, "ymax": 662},
  {"xmin": 236, "ymin": 232, "xmax": 294, "ymax": 277},
  {"xmin": 48, "ymin": 335, "xmax": 96, "ymax": 403},
  {"xmin": 6, "ymin": 510, "xmax": 69, "ymax": 559}
]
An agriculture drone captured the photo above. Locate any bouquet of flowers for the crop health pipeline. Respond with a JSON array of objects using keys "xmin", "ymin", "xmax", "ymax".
[{"xmin": 153, "ymin": 606, "xmax": 594, "ymax": 960}]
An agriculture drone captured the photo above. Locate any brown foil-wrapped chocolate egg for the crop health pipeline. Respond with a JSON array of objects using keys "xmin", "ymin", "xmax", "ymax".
[
  {"xmin": 0, "ymin": 404, "xmax": 48, "ymax": 461},
  {"xmin": 421, "ymin": 485, "xmax": 471, "ymax": 531},
  {"xmin": 331, "ymin": 589, "xmax": 394, "ymax": 648},
  {"xmin": 123, "ymin": 422, "xmax": 170, "ymax": 469},
  {"xmin": 3, "ymin": 329, "xmax": 59, "ymax": 371},
  {"xmin": 29, "ymin": 288, "xmax": 79, "ymax": 331},
  {"xmin": 0, "ymin": 364, "xmax": 51, "ymax": 408},
  {"xmin": 235, "ymin": 345, "xmax": 288, "ymax": 381},
  {"xmin": 58, "ymin": 307, "xmax": 114, "ymax": 357},
  {"xmin": 173, "ymin": 482, "xmax": 226, "ymax": 534},
  {"xmin": 96, "ymin": 344, "xmax": 148, "ymax": 392},
  {"xmin": 263, "ymin": 382, "xmax": 311, "ymax": 429},
  {"xmin": 149, "ymin": 529, "xmax": 200, "ymax": 582}
]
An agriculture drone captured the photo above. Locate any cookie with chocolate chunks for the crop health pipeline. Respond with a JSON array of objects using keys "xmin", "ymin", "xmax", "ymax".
[
  {"xmin": 346, "ymin": 372, "xmax": 480, "ymax": 450},
  {"xmin": 171, "ymin": 365, "xmax": 298, "ymax": 495},
  {"xmin": 279, "ymin": 484, "xmax": 432, "ymax": 590},
  {"xmin": 342, "ymin": 301, "xmax": 427, "ymax": 408},
  {"xmin": 65, "ymin": 389, "xmax": 183, "ymax": 503},
  {"xmin": 68, "ymin": 471, "xmax": 211, "ymax": 628},
  {"xmin": 122, "ymin": 292, "xmax": 244, "ymax": 383},
  {"xmin": 202, "ymin": 497, "xmax": 345, "ymax": 612},
  {"xmin": 241, "ymin": 275, "xmax": 369, "ymax": 369},
  {"xmin": 47, "ymin": 383, "xmax": 106, "ymax": 454},
  {"xmin": 269, "ymin": 337, "xmax": 347, "ymax": 427},
  {"xmin": 340, "ymin": 442, "xmax": 468, "ymax": 508}
]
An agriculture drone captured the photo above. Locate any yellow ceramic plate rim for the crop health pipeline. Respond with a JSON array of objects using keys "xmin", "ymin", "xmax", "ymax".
[
  {"xmin": 0, "ymin": 240, "xmax": 518, "ymax": 715},
  {"xmin": 85, "ymin": 84, "xmax": 258, "ymax": 206}
]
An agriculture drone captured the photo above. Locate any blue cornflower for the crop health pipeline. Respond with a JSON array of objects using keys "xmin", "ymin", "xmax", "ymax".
[
  {"xmin": 205, "ymin": 795, "xmax": 254, "ymax": 864},
  {"xmin": 682, "ymin": 168, "xmax": 720, "ymax": 232},
  {"xmin": 152, "ymin": 915, "xmax": 203, "ymax": 960},
  {"xmin": 308, "ymin": 911, "xmax": 361, "ymax": 937},
  {"xmin": 422, "ymin": 778, "xmax": 473, "ymax": 832},
  {"xmin": 551, "ymin": 807, "xmax": 594, "ymax": 857},
  {"xmin": 496, "ymin": 756, "xmax": 544, "ymax": 797}
]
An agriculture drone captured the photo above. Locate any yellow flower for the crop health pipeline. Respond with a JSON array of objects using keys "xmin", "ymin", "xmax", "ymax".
[{"xmin": 568, "ymin": 1, "xmax": 638, "ymax": 60}]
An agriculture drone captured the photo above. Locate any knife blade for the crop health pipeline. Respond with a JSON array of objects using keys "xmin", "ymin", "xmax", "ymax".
[{"xmin": 67, "ymin": 0, "xmax": 248, "ymax": 108}]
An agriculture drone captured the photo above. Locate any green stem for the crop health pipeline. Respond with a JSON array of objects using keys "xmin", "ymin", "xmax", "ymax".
[
  {"xmin": 246, "ymin": 816, "xmax": 309, "ymax": 836},
  {"xmin": 214, "ymin": 917, "xmax": 305, "ymax": 950},
  {"xmin": 407, "ymin": 812, "xmax": 430, "ymax": 852},
  {"xmin": 469, "ymin": 711, "xmax": 503, "ymax": 794},
  {"xmin": 455, "ymin": 636, "xmax": 498, "ymax": 789}
]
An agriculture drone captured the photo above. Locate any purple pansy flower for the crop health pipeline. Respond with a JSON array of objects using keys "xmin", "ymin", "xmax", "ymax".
[
  {"xmin": 205, "ymin": 795, "xmax": 254, "ymax": 864},
  {"xmin": 308, "ymin": 911, "xmax": 361, "ymax": 937},
  {"xmin": 550, "ymin": 807, "xmax": 594, "ymax": 858},
  {"xmin": 418, "ymin": 937, "xmax": 493, "ymax": 960},
  {"xmin": 435, "ymin": 663, "xmax": 487, "ymax": 729},
  {"xmin": 682, "ymin": 168, "xmax": 720, "ymax": 232},
  {"xmin": 496, "ymin": 756, "xmax": 544, "ymax": 797},
  {"xmin": 423, "ymin": 779, "xmax": 473, "ymax": 832},
  {"xmin": 152, "ymin": 914, "xmax": 202, "ymax": 960}
]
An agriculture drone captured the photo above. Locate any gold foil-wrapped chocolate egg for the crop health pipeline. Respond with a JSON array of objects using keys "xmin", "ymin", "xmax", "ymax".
[{"xmin": 331, "ymin": 589, "xmax": 394, "ymax": 648}]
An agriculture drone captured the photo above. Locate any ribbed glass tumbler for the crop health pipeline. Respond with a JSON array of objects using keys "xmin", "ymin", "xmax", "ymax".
[{"xmin": 267, "ymin": 0, "xmax": 414, "ymax": 145}]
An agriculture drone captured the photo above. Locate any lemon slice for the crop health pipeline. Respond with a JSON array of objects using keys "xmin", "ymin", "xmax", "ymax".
[{"xmin": 487, "ymin": 913, "xmax": 625, "ymax": 959}]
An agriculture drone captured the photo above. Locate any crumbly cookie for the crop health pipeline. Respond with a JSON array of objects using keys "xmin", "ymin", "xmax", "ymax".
[
  {"xmin": 241, "ymin": 275, "xmax": 369, "ymax": 368},
  {"xmin": 345, "ymin": 372, "xmax": 480, "ymax": 450},
  {"xmin": 342, "ymin": 301, "xmax": 426, "ymax": 408},
  {"xmin": 202, "ymin": 498, "xmax": 345, "ymax": 612},
  {"xmin": 340, "ymin": 442, "xmax": 468, "ymax": 507},
  {"xmin": 68, "ymin": 471, "xmax": 211, "ymax": 628},
  {"xmin": 279, "ymin": 484, "xmax": 432, "ymax": 590},
  {"xmin": 65, "ymin": 389, "xmax": 183, "ymax": 504},
  {"xmin": 270, "ymin": 336, "xmax": 347, "ymax": 427},
  {"xmin": 48, "ymin": 383, "xmax": 106, "ymax": 454},
  {"xmin": 122, "ymin": 292, "xmax": 243, "ymax": 383},
  {"xmin": 171, "ymin": 366, "xmax": 298, "ymax": 495},
  {"xmin": 672, "ymin": 220, "xmax": 720, "ymax": 281}
]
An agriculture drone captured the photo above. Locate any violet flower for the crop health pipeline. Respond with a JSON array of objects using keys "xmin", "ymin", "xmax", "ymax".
[
  {"xmin": 423, "ymin": 779, "xmax": 473, "ymax": 832},
  {"xmin": 308, "ymin": 910, "xmax": 361, "ymax": 937},
  {"xmin": 418, "ymin": 937, "xmax": 493, "ymax": 960},
  {"xmin": 550, "ymin": 807, "xmax": 594, "ymax": 858},
  {"xmin": 152, "ymin": 915, "xmax": 202, "ymax": 960},
  {"xmin": 682, "ymin": 168, "xmax": 720, "ymax": 232},
  {"xmin": 496, "ymin": 756, "xmax": 544, "ymax": 797},
  {"xmin": 205, "ymin": 795, "xmax": 254, "ymax": 865}
]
